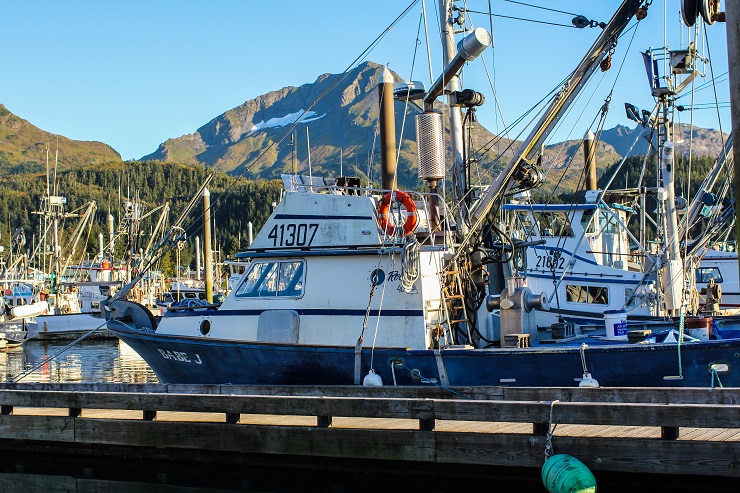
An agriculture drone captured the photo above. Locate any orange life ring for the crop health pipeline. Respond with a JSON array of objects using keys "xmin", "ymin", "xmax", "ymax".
[{"xmin": 377, "ymin": 190, "xmax": 419, "ymax": 237}]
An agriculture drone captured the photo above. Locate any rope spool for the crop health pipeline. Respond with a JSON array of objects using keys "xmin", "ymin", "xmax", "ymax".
[{"xmin": 376, "ymin": 190, "xmax": 419, "ymax": 237}]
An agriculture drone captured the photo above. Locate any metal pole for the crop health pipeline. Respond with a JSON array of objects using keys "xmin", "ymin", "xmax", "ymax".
[
  {"xmin": 439, "ymin": 0, "xmax": 465, "ymax": 201},
  {"xmin": 727, "ymin": 1, "xmax": 740, "ymax": 280},
  {"xmin": 195, "ymin": 236, "xmax": 201, "ymax": 281},
  {"xmin": 203, "ymin": 188, "xmax": 213, "ymax": 304}
]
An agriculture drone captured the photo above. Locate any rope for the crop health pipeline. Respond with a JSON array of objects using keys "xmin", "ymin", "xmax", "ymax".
[
  {"xmin": 711, "ymin": 367, "xmax": 724, "ymax": 388},
  {"xmin": 677, "ymin": 313, "xmax": 684, "ymax": 379},
  {"xmin": 544, "ymin": 399, "xmax": 560, "ymax": 460},
  {"xmin": 400, "ymin": 237, "xmax": 421, "ymax": 292},
  {"xmin": 11, "ymin": 320, "xmax": 108, "ymax": 383},
  {"xmin": 369, "ymin": 253, "xmax": 393, "ymax": 369}
]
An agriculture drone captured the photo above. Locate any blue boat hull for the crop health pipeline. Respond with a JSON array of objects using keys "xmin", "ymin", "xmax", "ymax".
[{"xmin": 110, "ymin": 323, "xmax": 740, "ymax": 387}]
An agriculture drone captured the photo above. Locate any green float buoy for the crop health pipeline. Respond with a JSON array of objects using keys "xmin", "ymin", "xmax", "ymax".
[{"xmin": 541, "ymin": 454, "xmax": 597, "ymax": 493}]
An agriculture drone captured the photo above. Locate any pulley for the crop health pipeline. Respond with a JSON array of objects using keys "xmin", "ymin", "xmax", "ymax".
[
  {"xmin": 600, "ymin": 53, "xmax": 612, "ymax": 72},
  {"xmin": 682, "ymin": 0, "xmax": 723, "ymax": 27}
]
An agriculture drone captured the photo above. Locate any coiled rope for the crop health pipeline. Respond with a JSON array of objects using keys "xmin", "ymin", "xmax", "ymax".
[{"xmin": 400, "ymin": 236, "xmax": 421, "ymax": 293}]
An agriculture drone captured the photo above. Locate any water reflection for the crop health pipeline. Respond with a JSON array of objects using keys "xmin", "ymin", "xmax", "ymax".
[{"xmin": 0, "ymin": 339, "xmax": 158, "ymax": 383}]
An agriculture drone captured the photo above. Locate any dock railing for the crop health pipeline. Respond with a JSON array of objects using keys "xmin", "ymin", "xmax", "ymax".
[{"xmin": 0, "ymin": 383, "xmax": 738, "ymax": 477}]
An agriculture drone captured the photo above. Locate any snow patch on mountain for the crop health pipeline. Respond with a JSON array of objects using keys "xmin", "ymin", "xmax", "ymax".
[{"xmin": 250, "ymin": 110, "xmax": 325, "ymax": 132}]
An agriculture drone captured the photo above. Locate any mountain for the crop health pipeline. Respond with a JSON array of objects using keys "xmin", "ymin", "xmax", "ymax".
[
  {"xmin": 535, "ymin": 123, "xmax": 728, "ymax": 197},
  {"xmin": 0, "ymin": 104, "xmax": 121, "ymax": 173},
  {"xmin": 142, "ymin": 61, "xmax": 505, "ymax": 186},
  {"xmin": 142, "ymin": 62, "xmax": 728, "ymax": 195}
]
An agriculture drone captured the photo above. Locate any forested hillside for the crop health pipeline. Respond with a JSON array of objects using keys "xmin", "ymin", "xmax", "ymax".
[{"xmin": 0, "ymin": 160, "xmax": 283, "ymax": 275}]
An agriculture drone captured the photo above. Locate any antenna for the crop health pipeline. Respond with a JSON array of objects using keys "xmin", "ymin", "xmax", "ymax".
[
  {"xmin": 306, "ymin": 126, "xmax": 312, "ymax": 181},
  {"xmin": 53, "ymin": 137, "xmax": 59, "ymax": 196},
  {"xmin": 291, "ymin": 132, "xmax": 296, "ymax": 174}
]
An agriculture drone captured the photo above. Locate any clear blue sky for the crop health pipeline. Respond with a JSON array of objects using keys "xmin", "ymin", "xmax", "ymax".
[{"xmin": 2, "ymin": 1, "xmax": 731, "ymax": 161}]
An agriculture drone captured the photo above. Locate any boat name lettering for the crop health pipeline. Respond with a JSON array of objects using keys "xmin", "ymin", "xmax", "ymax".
[
  {"xmin": 535, "ymin": 252, "xmax": 565, "ymax": 270},
  {"xmin": 267, "ymin": 223, "xmax": 319, "ymax": 247},
  {"xmin": 387, "ymin": 270, "xmax": 401, "ymax": 282},
  {"xmin": 157, "ymin": 348, "xmax": 203, "ymax": 364}
]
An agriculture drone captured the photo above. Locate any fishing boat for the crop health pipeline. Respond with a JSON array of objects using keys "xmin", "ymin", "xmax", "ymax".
[
  {"xmin": 502, "ymin": 5, "xmax": 737, "ymax": 334},
  {"xmin": 104, "ymin": 0, "xmax": 740, "ymax": 388}
]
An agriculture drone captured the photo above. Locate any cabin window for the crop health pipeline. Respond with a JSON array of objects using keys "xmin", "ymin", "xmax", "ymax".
[
  {"xmin": 565, "ymin": 284, "xmax": 608, "ymax": 304},
  {"xmin": 235, "ymin": 260, "xmax": 305, "ymax": 298},
  {"xmin": 537, "ymin": 211, "xmax": 574, "ymax": 237},
  {"xmin": 624, "ymin": 288, "xmax": 636, "ymax": 308},
  {"xmin": 696, "ymin": 267, "xmax": 723, "ymax": 284},
  {"xmin": 515, "ymin": 211, "xmax": 536, "ymax": 237}
]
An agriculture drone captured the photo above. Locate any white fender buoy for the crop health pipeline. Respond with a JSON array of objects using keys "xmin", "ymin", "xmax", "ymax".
[
  {"xmin": 363, "ymin": 369, "xmax": 383, "ymax": 387},
  {"xmin": 10, "ymin": 301, "xmax": 49, "ymax": 319}
]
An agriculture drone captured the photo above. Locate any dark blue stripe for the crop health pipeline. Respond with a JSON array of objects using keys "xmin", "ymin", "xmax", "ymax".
[
  {"xmin": 164, "ymin": 308, "xmax": 424, "ymax": 318},
  {"xmin": 526, "ymin": 272, "xmax": 642, "ymax": 285},
  {"xmin": 274, "ymin": 214, "xmax": 373, "ymax": 220},
  {"xmin": 236, "ymin": 248, "xmax": 397, "ymax": 259},
  {"xmin": 502, "ymin": 204, "xmax": 598, "ymax": 211}
]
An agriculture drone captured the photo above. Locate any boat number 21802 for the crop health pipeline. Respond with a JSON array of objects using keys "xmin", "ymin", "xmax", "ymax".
[
  {"xmin": 267, "ymin": 223, "xmax": 319, "ymax": 247},
  {"xmin": 535, "ymin": 251, "xmax": 565, "ymax": 270}
]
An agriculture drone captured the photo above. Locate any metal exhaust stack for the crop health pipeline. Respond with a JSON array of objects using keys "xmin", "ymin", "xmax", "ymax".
[
  {"xmin": 417, "ymin": 27, "xmax": 491, "ymax": 232},
  {"xmin": 583, "ymin": 130, "xmax": 598, "ymax": 191},
  {"xmin": 378, "ymin": 67, "xmax": 397, "ymax": 192}
]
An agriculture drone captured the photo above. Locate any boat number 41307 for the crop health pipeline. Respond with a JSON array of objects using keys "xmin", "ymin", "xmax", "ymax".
[{"xmin": 267, "ymin": 223, "xmax": 319, "ymax": 247}]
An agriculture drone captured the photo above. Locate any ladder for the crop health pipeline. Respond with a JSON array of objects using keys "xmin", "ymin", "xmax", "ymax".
[{"xmin": 441, "ymin": 261, "xmax": 473, "ymax": 345}]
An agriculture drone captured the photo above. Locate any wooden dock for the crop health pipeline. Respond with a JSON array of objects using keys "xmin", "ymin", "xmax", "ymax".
[{"xmin": 0, "ymin": 383, "xmax": 738, "ymax": 484}]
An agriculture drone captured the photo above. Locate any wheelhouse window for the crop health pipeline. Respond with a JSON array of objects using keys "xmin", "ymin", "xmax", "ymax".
[
  {"xmin": 515, "ymin": 211, "xmax": 536, "ymax": 237},
  {"xmin": 537, "ymin": 211, "xmax": 574, "ymax": 237},
  {"xmin": 565, "ymin": 284, "xmax": 608, "ymax": 304},
  {"xmin": 624, "ymin": 288, "xmax": 636, "ymax": 308},
  {"xmin": 235, "ymin": 260, "xmax": 305, "ymax": 298},
  {"xmin": 696, "ymin": 267, "xmax": 722, "ymax": 284}
]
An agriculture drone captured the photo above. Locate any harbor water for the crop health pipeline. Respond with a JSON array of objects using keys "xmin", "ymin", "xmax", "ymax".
[{"xmin": 1, "ymin": 339, "xmax": 158, "ymax": 384}]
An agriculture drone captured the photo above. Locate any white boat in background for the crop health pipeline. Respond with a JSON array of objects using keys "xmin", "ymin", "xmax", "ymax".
[
  {"xmin": 696, "ymin": 246, "xmax": 739, "ymax": 312},
  {"xmin": 156, "ymin": 279, "xmax": 225, "ymax": 314},
  {"xmin": 0, "ymin": 283, "xmax": 46, "ymax": 343}
]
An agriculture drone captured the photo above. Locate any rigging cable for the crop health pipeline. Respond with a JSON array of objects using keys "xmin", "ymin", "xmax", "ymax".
[
  {"xmin": 467, "ymin": 10, "xmax": 577, "ymax": 29},
  {"xmin": 395, "ymin": 9, "xmax": 426, "ymax": 172},
  {"xmin": 503, "ymin": 0, "xmax": 578, "ymax": 17}
]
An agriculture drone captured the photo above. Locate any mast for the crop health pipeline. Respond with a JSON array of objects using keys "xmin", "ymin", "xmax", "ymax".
[
  {"xmin": 468, "ymin": 0, "xmax": 643, "ymax": 231},
  {"xmin": 439, "ymin": 0, "xmax": 465, "ymax": 209},
  {"xmin": 728, "ymin": 1, "xmax": 740, "ymax": 280}
]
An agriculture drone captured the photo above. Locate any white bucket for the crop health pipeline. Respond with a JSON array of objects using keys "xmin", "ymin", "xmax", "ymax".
[
  {"xmin": 604, "ymin": 309, "xmax": 628, "ymax": 341},
  {"xmin": 687, "ymin": 326, "xmax": 709, "ymax": 341}
]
